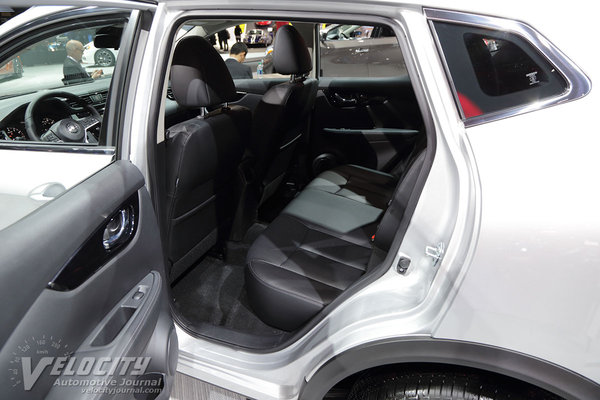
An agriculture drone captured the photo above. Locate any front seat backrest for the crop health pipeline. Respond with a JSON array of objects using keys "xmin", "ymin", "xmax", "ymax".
[
  {"xmin": 166, "ymin": 36, "xmax": 250, "ymax": 282},
  {"xmin": 251, "ymin": 25, "xmax": 318, "ymax": 204}
]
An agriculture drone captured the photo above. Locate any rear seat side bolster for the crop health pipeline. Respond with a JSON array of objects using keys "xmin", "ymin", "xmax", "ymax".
[
  {"xmin": 373, "ymin": 151, "xmax": 426, "ymax": 251},
  {"xmin": 245, "ymin": 262, "xmax": 332, "ymax": 331}
]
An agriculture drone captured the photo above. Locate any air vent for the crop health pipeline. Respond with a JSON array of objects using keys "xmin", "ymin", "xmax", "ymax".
[{"xmin": 66, "ymin": 91, "xmax": 108, "ymax": 115}]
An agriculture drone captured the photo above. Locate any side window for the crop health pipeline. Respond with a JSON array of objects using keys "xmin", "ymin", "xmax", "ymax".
[
  {"xmin": 0, "ymin": 21, "xmax": 126, "ymax": 144},
  {"xmin": 319, "ymin": 23, "xmax": 406, "ymax": 77},
  {"xmin": 432, "ymin": 21, "xmax": 568, "ymax": 119}
]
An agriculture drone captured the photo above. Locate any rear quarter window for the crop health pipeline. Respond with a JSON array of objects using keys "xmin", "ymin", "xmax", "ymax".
[{"xmin": 431, "ymin": 21, "xmax": 568, "ymax": 120}]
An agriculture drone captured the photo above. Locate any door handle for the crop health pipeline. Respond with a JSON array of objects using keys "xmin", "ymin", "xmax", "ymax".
[
  {"xmin": 103, "ymin": 206, "xmax": 135, "ymax": 251},
  {"xmin": 333, "ymin": 92, "xmax": 358, "ymax": 106},
  {"xmin": 28, "ymin": 182, "xmax": 66, "ymax": 201}
]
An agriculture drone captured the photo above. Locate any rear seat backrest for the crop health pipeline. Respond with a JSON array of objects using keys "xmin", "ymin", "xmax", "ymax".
[{"xmin": 373, "ymin": 151, "xmax": 426, "ymax": 252}]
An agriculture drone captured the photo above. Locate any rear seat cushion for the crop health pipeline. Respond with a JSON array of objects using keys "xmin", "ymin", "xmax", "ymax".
[
  {"xmin": 246, "ymin": 214, "xmax": 371, "ymax": 331},
  {"xmin": 282, "ymin": 188, "xmax": 381, "ymax": 246}
]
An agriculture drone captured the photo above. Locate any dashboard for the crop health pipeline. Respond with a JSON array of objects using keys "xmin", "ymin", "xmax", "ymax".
[
  {"xmin": 0, "ymin": 101, "xmax": 64, "ymax": 141},
  {"xmin": 0, "ymin": 90, "xmax": 107, "ymax": 142},
  {"xmin": 0, "ymin": 81, "xmax": 191, "ymax": 144}
]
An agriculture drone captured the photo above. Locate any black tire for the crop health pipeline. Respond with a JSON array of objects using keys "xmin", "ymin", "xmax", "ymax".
[
  {"xmin": 348, "ymin": 370, "xmax": 563, "ymax": 400},
  {"xmin": 94, "ymin": 48, "xmax": 115, "ymax": 67}
]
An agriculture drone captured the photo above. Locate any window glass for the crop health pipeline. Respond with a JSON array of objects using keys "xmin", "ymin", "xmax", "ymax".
[
  {"xmin": 319, "ymin": 23, "xmax": 405, "ymax": 78},
  {"xmin": 432, "ymin": 21, "xmax": 567, "ymax": 118},
  {"xmin": 0, "ymin": 20, "xmax": 126, "ymax": 144}
]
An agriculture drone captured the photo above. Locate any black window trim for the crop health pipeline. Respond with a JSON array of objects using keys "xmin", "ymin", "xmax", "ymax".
[{"xmin": 425, "ymin": 8, "xmax": 591, "ymax": 127}]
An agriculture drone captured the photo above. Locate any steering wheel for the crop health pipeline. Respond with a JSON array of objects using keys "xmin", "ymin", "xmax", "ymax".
[{"xmin": 24, "ymin": 91, "xmax": 101, "ymax": 142}]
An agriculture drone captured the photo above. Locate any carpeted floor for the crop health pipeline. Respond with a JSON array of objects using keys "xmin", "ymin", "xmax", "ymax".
[{"xmin": 172, "ymin": 223, "xmax": 289, "ymax": 344}]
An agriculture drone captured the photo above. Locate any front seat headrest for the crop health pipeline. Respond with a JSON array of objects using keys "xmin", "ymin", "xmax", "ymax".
[
  {"xmin": 273, "ymin": 25, "xmax": 312, "ymax": 75},
  {"xmin": 170, "ymin": 36, "xmax": 236, "ymax": 108}
]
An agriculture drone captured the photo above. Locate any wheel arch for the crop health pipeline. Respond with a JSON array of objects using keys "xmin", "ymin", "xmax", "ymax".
[{"xmin": 299, "ymin": 337, "xmax": 600, "ymax": 400}]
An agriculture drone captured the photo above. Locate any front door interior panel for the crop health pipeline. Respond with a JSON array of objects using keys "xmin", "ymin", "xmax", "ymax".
[{"xmin": 0, "ymin": 161, "xmax": 176, "ymax": 399}]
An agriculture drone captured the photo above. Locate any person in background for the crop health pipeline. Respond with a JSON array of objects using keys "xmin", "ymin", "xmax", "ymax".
[
  {"xmin": 63, "ymin": 40, "xmax": 102, "ymax": 84},
  {"xmin": 218, "ymin": 29, "xmax": 230, "ymax": 51},
  {"xmin": 234, "ymin": 25, "xmax": 242, "ymax": 42},
  {"xmin": 208, "ymin": 34, "xmax": 217, "ymax": 46},
  {"xmin": 225, "ymin": 42, "xmax": 252, "ymax": 79}
]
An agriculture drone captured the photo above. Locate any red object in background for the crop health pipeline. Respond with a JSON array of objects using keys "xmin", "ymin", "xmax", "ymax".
[
  {"xmin": 0, "ymin": 60, "xmax": 13, "ymax": 75},
  {"xmin": 255, "ymin": 21, "xmax": 273, "ymax": 26},
  {"xmin": 275, "ymin": 21, "xmax": 290, "ymax": 30},
  {"xmin": 0, "ymin": 56, "xmax": 23, "ymax": 78},
  {"xmin": 457, "ymin": 92, "xmax": 483, "ymax": 118}
]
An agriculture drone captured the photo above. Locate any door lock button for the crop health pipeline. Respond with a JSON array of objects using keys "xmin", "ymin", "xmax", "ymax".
[{"xmin": 132, "ymin": 290, "xmax": 144, "ymax": 300}]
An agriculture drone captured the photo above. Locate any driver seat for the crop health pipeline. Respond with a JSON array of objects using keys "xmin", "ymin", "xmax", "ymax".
[{"xmin": 165, "ymin": 36, "xmax": 250, "ymax": 282}]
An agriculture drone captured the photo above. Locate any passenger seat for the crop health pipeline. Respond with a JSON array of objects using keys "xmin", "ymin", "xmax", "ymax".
[
  {"xmin": 165, "ymin": 36, "xmax": 250, "ymax": 282},
  {"xmin": 246, "ymin": 151, "xmax": 426, "ymax": 330}
]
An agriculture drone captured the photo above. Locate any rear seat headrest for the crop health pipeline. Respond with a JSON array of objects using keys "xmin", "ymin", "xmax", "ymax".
[
  {"xmin": 170, "ymin": 36, "xmax": 236, "ymax": 108},
  {"xmin": 273, "ymin": 25, "xmax": 312, "ymax": 75}
]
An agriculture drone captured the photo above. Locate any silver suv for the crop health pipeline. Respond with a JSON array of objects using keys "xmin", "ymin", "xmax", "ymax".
[{"xmin": 0, "ymin": 2, "xmax": 597, "ymax": 400}]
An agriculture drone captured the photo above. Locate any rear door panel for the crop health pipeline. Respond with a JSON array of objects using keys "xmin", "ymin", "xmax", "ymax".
[{"xmin": 310, "ymin": 77, "xmax": 422, "ymax": 174}]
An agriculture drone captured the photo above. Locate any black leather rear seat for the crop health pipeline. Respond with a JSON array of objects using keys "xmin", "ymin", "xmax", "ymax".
[
  {"xmin": 304, "ymin": 164, "xmax": 397, "ymax": 210},
  {"xmin": 246, "ymin": 151, "xmax": 425, "ymax": 331}
]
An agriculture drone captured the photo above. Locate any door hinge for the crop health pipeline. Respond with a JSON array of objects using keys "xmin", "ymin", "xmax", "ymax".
[{"xmin": 425, "ymin": 242, "xmax": 445, "ymax": 266}]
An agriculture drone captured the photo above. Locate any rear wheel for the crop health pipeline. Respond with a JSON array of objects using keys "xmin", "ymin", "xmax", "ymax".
[
  {"xmin": 95, "ymin": 48, "xmax": 115, "ymax": 67},
  {"xmin": 348, "ymin": 370, "xmax": 562, "ymax": 400}
]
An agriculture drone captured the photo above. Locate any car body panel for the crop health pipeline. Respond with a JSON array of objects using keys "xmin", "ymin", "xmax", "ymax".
[
  {"xmin": 424, "ymin": 1, "xmax": 600, "ymax": 386},
  {"xmin": 0, "ymin": 148, "xmax": 114, "ymax": 230},
  {"xmin": 434, "ymin": 96, "xmax": 600, "ymax": 382}
]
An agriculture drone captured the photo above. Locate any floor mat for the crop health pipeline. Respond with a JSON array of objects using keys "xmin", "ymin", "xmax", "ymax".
[{"xmin": 172, "ymin": 223, "xmax": 287, "ymax": 339}]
